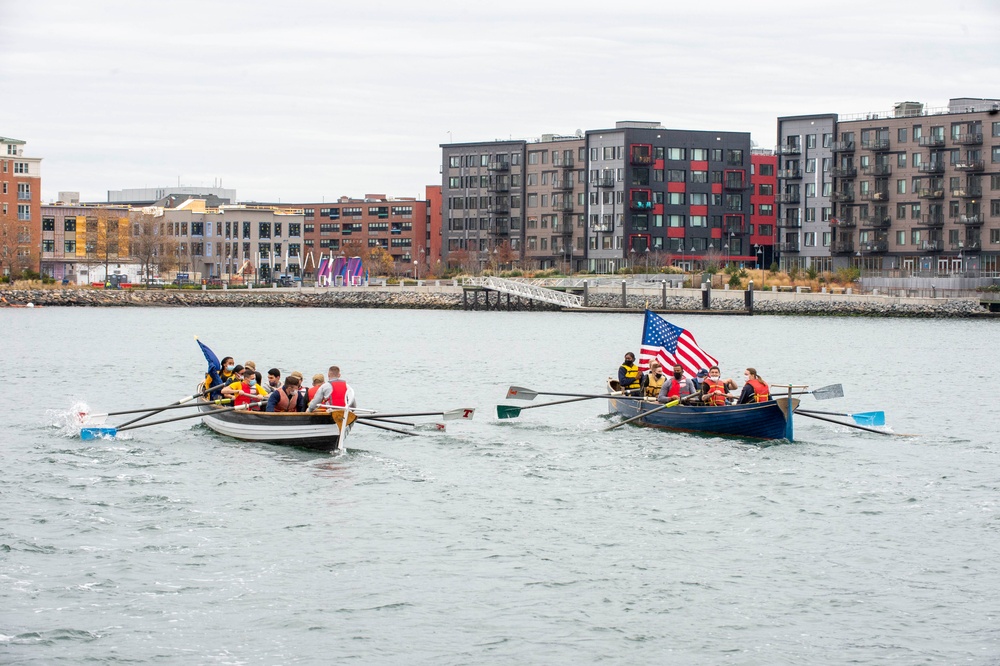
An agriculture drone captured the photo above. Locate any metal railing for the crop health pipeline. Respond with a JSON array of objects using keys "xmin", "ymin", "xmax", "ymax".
[{"xmin": 463, "ymin": 276, "xmax": 583, "ymax": 308}]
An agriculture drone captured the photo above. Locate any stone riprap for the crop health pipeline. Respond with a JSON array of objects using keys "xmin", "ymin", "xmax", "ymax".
[{"xmin": 0, "ymin": 286, "xmax": 988, "ymax": 317}]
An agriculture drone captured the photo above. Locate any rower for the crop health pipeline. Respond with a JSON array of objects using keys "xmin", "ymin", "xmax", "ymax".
[
  {"xmin": 737, "ymin": 368, "xmax": 771, "ymax": 404},
  {"xmin": 307, "ymin": 365, "xmax": 351, "ymax": 412},
  {"xmin": 618, "ymin": 352, "xmax": 641, "ymax": 396},
  {"xmin": 702, "ymin": 365, "xmax": 737, "ymax": 406},
  {"xmin": 222, "ymin": 367, "xmax": 268, "ymax": 409},
  {"xmin": 641, "ymin": 361, "xmax": 666, "ymax": 399},
  {"xmin": 657, "ymin": 364, "xmax": 696, "ymax": 404},
  {"xmin": 207, "ymin": 356, "xmax": 238, "ymax": 399}
]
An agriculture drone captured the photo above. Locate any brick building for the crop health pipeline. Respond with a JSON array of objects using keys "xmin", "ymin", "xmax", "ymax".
[
  {"xmin": 750, "ymin": 150, "xmax": 777, "ymax": 268},
  {"xmin": 0, "ymin": 136, "xmax": 42, "ymax": 275}
]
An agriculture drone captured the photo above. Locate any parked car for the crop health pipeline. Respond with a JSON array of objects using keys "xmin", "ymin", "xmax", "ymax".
[{"xmin": 277, "ymin": 275, "xmax": 296, "ymax": 287}]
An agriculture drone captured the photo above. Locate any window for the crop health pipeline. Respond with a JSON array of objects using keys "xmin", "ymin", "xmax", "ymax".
[
  {"xmin": 897, "ymin": 179, "xmax": 906, "ymax": 194},
  {"xmin": 42, "ymin": 239, "xmax": 54, "ymax": 252},
  {"xmin": 690, "ymin": 215, "xmax": 707, "ymax": 227},
  {"xmin": 666, "ymin": 192, "xmax": 685, "ymax": 205},
  {"xmin": 64, "ymin": 240, "xmax": 76, "ymax": 253},
  {"xmin": 689, "ymin": 192, "xmax": 707, "ymax": 205},
  {"xmin": 823, "ymin": 133, "xmax": 832, "ymax": 148},
  {"xmin": 726, "ymin": 149, "xmax": 744, "ymax": 164},
  {"xmin": 42, "ymin": 217, "xmax": 54, "ymax": 231},
  {"xmin": 17, "ymin": 204, "xmax": 30, "ymax": 220},
  {"xmin": 805, "ymin": 159, "xmax": 816, "ymax": 173},
  {"xmin": 822, "ymin": 207, "xmax": 832, "ymax": 221},
  {"xmin": 896, "ymin": 230, "xmax": 906, "ymax": 245},
  {"xmin": 758, "ymin": 163, "xmax": 774, "ymax": 177},
  {"xmin": 822, "ymin": 157, "xmax": 831, "ymax": 172},
  {"xmin": 992, "ymin": 174, "xmax": 1000, "ymax": 190},
  {"xmin": 653, "ymin": 169, "xmax": 664, "ymax": 182},
  {"xmin": 667, "ymin": 169, "xmax": 685, "ymax": 182},
  {"xmin": 805, "ymin": 207, "xmax": 816, "ymax": 222},
  {"xmin": 898, "ymin": 128, "xmax": 907, "ymax": 143},
  {"xmin": 806, "ymin": 134, "xmax": 817, "ymax": 149},
  {"xmin": 191, "ymin": 222, "xmax": 204, "ymax": 236},
  {"xmin": 710, "ymin": 149, "xmax": 722, "ymax": 162},
  {"xmin": 911, "ymin": 229, "xmax": 922, "ymax": 244},
  {"xmin": 823, "ymin": 231, "xmax": 832, "ymax": 246},
  {"xmin": 288, "ymin": 223, "xmax": 301, "ymax": 237},
  {"xmin": 805, "ymin": 183, "xmax": 816, "ymax": 197},
  {"xmin": 758, "ymin": 203, "xmax": 773, "ymax": 216},
  {"xmin": 993, "ymin": 121, "xmax": 1000, "ymax": 137},
  {"xmin": 896, "ymin": 203, "xmax": 906, "ymax": 219},
  {"xmin": 667, "ymin": 148, "xmax": 686, "ymax": 160},
  {"xmin": 759, "ymin": 224, "xmax": 774, "ymax": 236},
  {"xmin": 667, "ymin": 215, "xmax": 685, "ymax": 227},
  {"xmin": 449, "ymin": 156, "xmax": 461, "ymax": 168},
  {"xmin": 13, "ymin": 162, "xmax": 29, "ymax": 174},
  {"xmin": 804, "ymin": 232, "xmax": 816, "ymax": 247},
  {"xmin": 690, "ymin": 170, "xmax": 707, "ymax": 183},
  {"xmin": 912, "ymin": 125, "xmax": 922, "ymax": 140},
  {"xmin": 911, "ymin": 203, "xmax": 921, "ymax": 219},
  {"xmin": 992, "ymin": 229, "xmax": 1000, "ymax": 244},
  {"xmin": 822, "ymin": 182, "xmax": 832, "ymax": 197},
  {"xmin": 912, "ymin": 152, "xmax": 922, "ymax": 167},
  {"xmin": 725, "ymin": 194, "xmax": 742, "ymax": 210},
  {"xmin": 992, "ymin": 146, "xmax": 1000, "ymax": 163},
  {"xmin": 758, "ymin": 183, "xmax": 773, "ymax": 196},
  {"xmin": 691, "ymin": 148, "xmax": 708, "ymax": 160}
]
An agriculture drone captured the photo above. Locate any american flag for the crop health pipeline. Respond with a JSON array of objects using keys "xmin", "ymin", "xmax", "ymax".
[{"xmin": 638, "ymin": 310, "xmax": 718, "ymax": 378}]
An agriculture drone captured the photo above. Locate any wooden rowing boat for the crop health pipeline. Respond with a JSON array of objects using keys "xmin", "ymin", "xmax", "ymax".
[
  {"xmin": 196, "ymin": 394, "xmax": 353, "ymax": 452},
  {"xmin": 606, "ymin": 380, "xmax": 798, "ymax": 441}
]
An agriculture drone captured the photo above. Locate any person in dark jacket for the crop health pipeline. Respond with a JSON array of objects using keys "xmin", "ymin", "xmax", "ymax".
[{"xmin": 618, "ymin": 352, "xmax": 641, "ymax": 395}]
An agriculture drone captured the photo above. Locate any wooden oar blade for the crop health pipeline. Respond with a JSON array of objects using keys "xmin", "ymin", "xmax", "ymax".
[
  {"xmin": 443, "ymin": 408, "xmax": 476, "ymax": 420},
  {"xmin": 506, "ymin": 386, "xmax": 537, "ymax": 401},
  {"xmin": 496, "ymin": 405, "xmax": 522, "ymax": 419},
  {"xmin": 811, "ymin": 384, "xmax": 844, "ymax": 400}
]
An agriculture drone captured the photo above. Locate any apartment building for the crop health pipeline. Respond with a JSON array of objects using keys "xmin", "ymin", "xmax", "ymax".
[
  {"xmin": 522, "ymin": 136, "xmax": 587, "ymax": 271},
  {"xmin": 586, "ymin": 122, "xmax": 753, "ymax": 273},
  {"xmin": 775, "ymin": 114, "xmax": 837, "ymax": 271},
  {"xmin": 296, "ymin": 194, "xmax": 430, "ymax": 279},
  {"xmin": 0, "ymin": 136, "xmax": 42, "ymax": 275},
  {"xmin": 148, "ymin": 199, "xmax": 305, "ymax": 282},
  {"xmin": 750, "ymin": 150, "xmax": 777, "ymax": 268},
  {"xmin": 40, "ymin": 203, "xmax": 132, "ymax": 283},
  {"xmin": 777, "ymin": 98, "xmax": 1000, "ymax": 274}
]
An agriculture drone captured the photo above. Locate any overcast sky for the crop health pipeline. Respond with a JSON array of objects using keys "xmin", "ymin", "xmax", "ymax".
[{"xmin": 2, "ymin": 0, "xmax": 998, "ymax": 204}]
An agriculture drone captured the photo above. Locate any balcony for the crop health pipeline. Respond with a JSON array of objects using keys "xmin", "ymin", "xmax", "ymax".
[
  {"xmin": 917, "ymin": 162, "xmax": 945, "ymax": 174},
  {"xmin": 487, "ymin": 204, "xmax": 509, "ymax": 215},
  {"xmin": 776, "ymin": 144, "xmax": 801, "ymax": 155},
  {"xmin": 862, "ymin": 164, "xmax": 892, "ymax": 177},
  {"xmin": 555, "ymin": 157, "xmax": 575, "ymax": 169},
  {"xmin": 17, "ymin": 192, "xmax": 31, "ymax": 201},
  {"xmin": 859, "ymin": 190, "xmax": 889, "ymax": 202},
  {"xmin": 830, "ymin": 166, "xmax": 857, "ymax": 178},
  {"xmin": 831, "ymin": 216, "xmax": 856, "ymax": 228},
  {"xmin": 776, "ymin": 192, "xmax": 800, "ymax": 204},
  {"xmin": 552, "ymin": 179, "xmax": 573, "ymax": 191},
  {"xmin": 831, "ymin": 140, "xmax": 856, "ymax": 152},
  {"xmin": 961, "ymin": 239, "xmax": 982, "ymax": 251},
  {"xmin": 629, "ymin": 200, "xmax": 653, "ymax": 211},
  {"xmin": 921, "ymin": 213, "xmax": 945, "ymax": 226},
  {"xmin": 917, "ymin": 188, "xmax": 945, "ymax": 200},
  {"xmin": 487, "ymin": 160, "xmax": 510, "ymax": 172},
  {"xmin": 918, "ymin": 136, "xmax": 945, "ymax": 148},
  {"xmin": 956, "ymin": 214, "xmax": 982, "ymax": 226},
  {"xmin": 557, "ymin": 216, "xmax": 574, "ymax": 235},
  {"xmin": 954, "ymin": 160, "xmax": 985, "ymax": 172},
  {"xmin": 491, "ymin": 224, "xmax": 510, "ymax": 236},
  {"xmin": 954, "ymin": 133, "xmax": 983, "ymax": 145},
  {"xmin": 832, "ymin": 240, "xmax": 855, "ymax": 254},
  {"xmin": 862, "ymin": 215, "xmax": 891, "ymax": 229},
  {"xmin": 724, "ymin": 178, "xmax": 749, "ymax": 190},
  {"xmin": 861, "ymin": 138, "xmax": 891, "ymax": 151},
  {"xmin": 861, "ymin": 240, "xmax": 889, "ymax": 253},
  {"xmin": 777, "ymin": 241, "xmax": 800, "ymax": 252},
  {"xmin": 830, "ymin": 191, "xmax": 855, "ymax": 203},
  {"xmin": 487, "ymin": 180, "xmax": 510, "ymax": 193},
  {"xmin": 951, "ymin": 186, "xmax": 982, "ymax": 198},
  {"xmin": 594, "ymin": 175, "xmax": 615, "ymax": 188},
  {"xmin": 630, "ymin": 155, "xmax": 653, "ymax": 166},
  {"xmin": 552, "ymin": 201, "xmax": 574, "ymax": 213},
  {"xmin": 777, "ymin": 169, "xmax": 802, "ymax": 180},
  {"xmin": 919, "ymin": 240, "xmax": 943, "ymax": 252},
  {"xmin": 778, "ymin": 218, "xmax": 802, "ymax": 228}
]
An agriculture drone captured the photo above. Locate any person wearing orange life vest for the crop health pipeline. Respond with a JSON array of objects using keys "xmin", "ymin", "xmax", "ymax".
[
  {"xmin": 656, "ymin": 364, "xmax": 697, "ymax": 403},
  {"xmin": 266, "ymin": 375, "xmax": 305, "ymax": 412},
  {"xmin": 307, "ymin": 365, "xmax": 353, "ymax": 412},
  {"xmin": 307, "ymin": 373, "xmax": 325, "ymax": 402},
  {"xmin": 701, "ymin": 365, "xmax": 738, "ymax": 406},
  {"xmin": 737, "ymin": 367, "xmax": 771, "ymax": 404},
  {"xmin": 222, "ymin": 366, "xmax": 268, "ymax": 409}
]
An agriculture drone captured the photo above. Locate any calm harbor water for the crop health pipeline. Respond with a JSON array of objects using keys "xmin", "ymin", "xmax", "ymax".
[{"xmin": 2, "ymin": 307, "xmax": 999, "ymax": 665}]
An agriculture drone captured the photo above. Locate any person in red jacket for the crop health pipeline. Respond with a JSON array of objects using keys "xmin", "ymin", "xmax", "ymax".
[{"xmin": 307, "ymin": 365, "xmax": 353, "ymax": 412}]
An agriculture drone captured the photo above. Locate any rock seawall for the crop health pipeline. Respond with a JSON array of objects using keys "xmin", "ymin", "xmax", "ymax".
[{"xmin": 0, "ymin": 287, "xmax": 988, "ymax": 317}]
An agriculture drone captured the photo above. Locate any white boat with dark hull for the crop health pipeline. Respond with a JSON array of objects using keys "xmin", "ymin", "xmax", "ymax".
[{"xmin": 196, "ymin": 396, "xmax": 353, "ymax": 452}]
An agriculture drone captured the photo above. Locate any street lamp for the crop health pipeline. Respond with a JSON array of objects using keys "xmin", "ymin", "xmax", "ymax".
[
  {"xmin": 755, "ymin": 244, "xmax": 764, "ymax": 288},
  {"xmin": 644, "ymin": 246, "xmax": 650, "ymax": 274},
  {"xmin": 413, "ymin": 259, "xmax": 418, "ymax": 280}
]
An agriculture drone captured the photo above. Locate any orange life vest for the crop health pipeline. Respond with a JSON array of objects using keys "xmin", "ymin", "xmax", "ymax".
[
  {"xmin": 747, "ymin": 378, "xmax": 770, "ymax": 403},
  {"xmin": 273, "ymin": 389, "xmax": 299, "ymax": 412},
  {"xmin": 703, "ymin": 378, "xmax": 729, "ymax": 406}
]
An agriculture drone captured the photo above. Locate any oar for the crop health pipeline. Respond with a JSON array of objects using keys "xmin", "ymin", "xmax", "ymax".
[
  {"xmin": 353, "ymin": 418, "xmax": 420, "ymax": 437},
  {"xmin": 604, "ymin": 399, "xmax": 680, "ymax": 431},
  {"xmin": 113, "ymin": 383, "xmax": 227, "ymax": 429},
  {"xmin": 497, "ymin": 395, "xmax": 598, "ymax": 419},
  {"xmin": 794, "ymin": 410, "xmax": 902, "ymax": 436},
  {"xmin": 788, "ymin": 384, "xmax": 844, "ymax": 401},
  {"xmin": 352, "ymin": 408, "xmax": 476, "ymax": 421},
  {"xmin": 80, "ymin": 400, "xmax": 265, "ymax": 440},
  {"xmin": 81, "ymin": 398, "xmax": 234, "ymax": 423},
  {"xmin": 506, "ymin": 386, "xmax": 648, "ymax": 402},
  {"xmin": 361, "ymin": 416, "xmax": 417, "ymax": 427},
  {"xmin": 797, "ymin": 409, "xmax": 885, "ymax": 426}
]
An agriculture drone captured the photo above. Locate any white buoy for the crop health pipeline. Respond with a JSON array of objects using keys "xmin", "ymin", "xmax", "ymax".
[{"xmin": 26, "ymin": 302, "xmax": 34, "ymax": 308}]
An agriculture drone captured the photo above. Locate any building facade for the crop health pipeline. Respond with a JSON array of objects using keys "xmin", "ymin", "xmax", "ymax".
[
  {"xmin": 296, "ymin": 194, "xmax": 429, "ymax": 279},
  {"xmin": 40, "ymin": 204, "xmax": 133, "ymax": 283},
  {"xmin": 0, "ymin": 136, "xmax": 42, "ymax": 275},
  {"xmin": 775, "ymin": 114, "xmax": 837, "ymax": 271},
  {"xmin": 586, "ymin": 122, "xmax": 753, "ymax": 272},
  {"xmin": 750, "ymin": 150, "xmax": 777, "ymax": 268},
  {"xmin": 776, "ymin": 98, "xmax": 1000, "ymax": 275}
]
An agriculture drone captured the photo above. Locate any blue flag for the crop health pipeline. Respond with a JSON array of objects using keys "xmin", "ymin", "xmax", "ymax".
[{"xmin": 196, "ymin": 338, "xmax": 223, "ymax": 395}]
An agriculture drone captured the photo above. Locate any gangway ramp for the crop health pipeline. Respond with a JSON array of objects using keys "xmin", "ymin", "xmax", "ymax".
[{"xmin": 463, "ymin": 276, "xmax": 582, "ymax": 309}]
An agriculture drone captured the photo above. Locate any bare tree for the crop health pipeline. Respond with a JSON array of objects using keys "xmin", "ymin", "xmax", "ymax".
[
  {"xmin": 130, "ymin": 211, "xmax": 178, "ymax": 285},
  {"xmin": 0, "ymin": 211, "xmax": 34, "ymax": 279}
]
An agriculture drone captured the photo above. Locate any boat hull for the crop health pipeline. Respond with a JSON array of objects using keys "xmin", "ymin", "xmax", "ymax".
[
  {"xmin": 197, "ymin": 400, "xmax": 347, "ymax": 452},
  {"xmin": 608, "ymin": 396, "xmax": 796, "ymax": 441}
]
